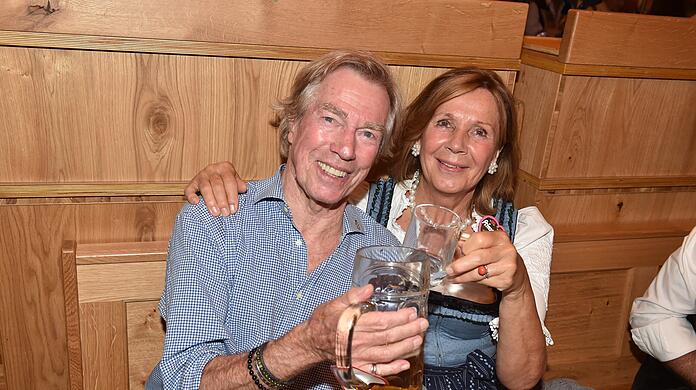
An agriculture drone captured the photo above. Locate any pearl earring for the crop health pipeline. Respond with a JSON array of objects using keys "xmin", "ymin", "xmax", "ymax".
[
  {"xmin": 411, "ymin": 141, "xmax": 421, "ymax": 157},
  {"xmin": 488, "ymin": 150, "xmax": 501, "ymax": 175}
]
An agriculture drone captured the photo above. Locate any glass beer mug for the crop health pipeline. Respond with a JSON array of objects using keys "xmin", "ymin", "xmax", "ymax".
[{"xmin": 332, "ymin": 245, "xmax": 430, "ymax": 390}]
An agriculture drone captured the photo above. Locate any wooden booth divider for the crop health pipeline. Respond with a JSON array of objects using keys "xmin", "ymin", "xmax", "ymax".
[{"xmin": 515, "ymin": 10, "xmax": 696, "ymax": 389}]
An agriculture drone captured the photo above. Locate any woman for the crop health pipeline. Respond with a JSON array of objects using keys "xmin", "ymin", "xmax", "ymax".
[{"xmin": 185, "ymin": 68, "xmax": 553, "ymax": 389}]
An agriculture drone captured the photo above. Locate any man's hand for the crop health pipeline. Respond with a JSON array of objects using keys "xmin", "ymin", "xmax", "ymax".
[
  {"xmin": 184, "ymin": 161, "xmax": 247, "ymax": 216},
  {"xmin": 303, "ymin": 285, "xmax": 428, "ymax": 377}
]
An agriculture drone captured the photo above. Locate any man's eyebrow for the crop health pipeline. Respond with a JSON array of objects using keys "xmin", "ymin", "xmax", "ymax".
[
  {"xmin": 319, "ymin": 103, "xmax": 347, "ymax": 120},
  {"xmin": 320, "ymin": 103, "xmax": 386, "ymax": 132}
]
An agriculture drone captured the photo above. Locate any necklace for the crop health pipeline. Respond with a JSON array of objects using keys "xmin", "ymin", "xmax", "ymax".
[
  {"xmin": 406, "ymin": 169, "xmax": 475, "ymax": 231},
  {"xmin": 406, "ymin": 170, "xmax": 420, "ymax": 209}
]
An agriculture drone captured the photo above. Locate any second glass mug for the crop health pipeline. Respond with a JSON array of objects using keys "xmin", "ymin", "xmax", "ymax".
[
  {"xmin": 403, "ymin": 203, "xmax": 466, "ymax": 287},
  {"xmin": 332, "ymin": 245, "xmax": 430, "ymax": 390}
]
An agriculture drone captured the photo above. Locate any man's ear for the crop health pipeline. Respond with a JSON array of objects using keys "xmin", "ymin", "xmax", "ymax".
[{"xmin": 287, "ymin": 119, "xmax": 297, "ymax": 144}]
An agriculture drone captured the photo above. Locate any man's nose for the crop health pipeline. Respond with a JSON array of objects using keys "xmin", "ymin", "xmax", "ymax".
[{"xmin": 330, "ymin": 129, "xmax": 356, "ymax": 161}]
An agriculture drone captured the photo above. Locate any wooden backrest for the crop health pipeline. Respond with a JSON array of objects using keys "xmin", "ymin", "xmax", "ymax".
[
  {"xmin": 0, "ymin": 2, "xmax": 529, "ymax": 389},
  {"xmin": 62, "ymin": 241, "xmax": 168, "ymax": 389}
]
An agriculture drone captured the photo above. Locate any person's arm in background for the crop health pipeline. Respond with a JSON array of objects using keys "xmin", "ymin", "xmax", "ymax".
[{"xmin": 630, "ymin": 226, "xmax": 696, "ymax": 387}]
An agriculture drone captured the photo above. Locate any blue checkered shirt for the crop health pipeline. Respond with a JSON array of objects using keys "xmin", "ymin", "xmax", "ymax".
[{"xmin": 147, "ymin": 166, "xmax": 399, "ymax": 389}]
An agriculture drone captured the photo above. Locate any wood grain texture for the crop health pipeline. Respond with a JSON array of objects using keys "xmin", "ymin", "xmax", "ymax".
[
  {"xmin": 545, "ymin": 270, "xmax": 629, "ymax": 363},
  {"xmin": 516, "ymin": 180, "xmax": 696, "ymax": 226},
  {"xmin": 0, "ymin": 45, "xmax": 517, "ymax": 186},
  {"xmin": 560, "ymin": 10, "xmax": 696, "ymax": 69},
  {"xmin": 544, "ymin": 355, "xmax": 640, "ymax": 389},
  {"xmin": 0, "ymin": 205, "xmax": 74, "ymax": 390},
  {"xmin": 77, "ymin": 262, "xmax": 166, "ymax": 303},
  {"xmin": 79, "ymin": 302, "xmax": 128, "ymax": 390},
  {"xmin": 546, "ymin": 76, "xmax": 696, "ymax": 180},
  {"xmin": 521, "ymin": 48, "xmax": 696, "ymax": 80},
  {"xmin": 552, "ymin": 235, "xmax": 683, "ymax": 273},
  {"xmin": 61, "ymin": 241, "xmax": 83, "ymax": 390},
  {"xmin": 0, "ymin": 0, "xmax": 528, "ymax": 60},
  {"xmin": 0, "ymin": 30, "xmax": 522, "ymax": 70},
  {"xmin": 76, "ymin": 241, "xmax": 168, "ymax": 265},
  {"xmin": 126, "ymin": 301, "xmax": 164, "ymax": 390},
  {"xmin": 514, "ymin": 65, "xmax": 562, "ymax": 177}
]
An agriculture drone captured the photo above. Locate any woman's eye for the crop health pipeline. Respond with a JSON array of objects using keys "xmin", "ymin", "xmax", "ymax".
[
  {"xmin": 472, "ymin": 127, "xmax": 488, "ymax": 137},
  {"xmin": 435, "ymin": 119, "xmax": 453, "ymax": 129}
]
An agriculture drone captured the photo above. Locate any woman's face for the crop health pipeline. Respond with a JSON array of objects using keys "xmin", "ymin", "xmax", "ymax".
[{"xmin": 418, "ymin": 88, "xmax": 500, "ymax": 197}]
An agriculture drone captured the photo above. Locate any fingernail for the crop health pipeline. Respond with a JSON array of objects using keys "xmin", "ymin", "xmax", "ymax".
[
  {"xmin": 229, "ymin": 204, "xmax": 236, "ymax": 214},
  {"xmin": 400, "ymin": 361, "xmax": 410, "ymax": 371},
  {"xmin": 420, "ymin": 319, "xmax": 429, "ymax": 331},
  {"xmin": 445, "ymin": 266, "xmax": 453, "ymax": 275},
  {"xmin": 211, "ymin": 206, "xmax": 220, "ymax": 215},
  {"xmin": 409, "ymin": 308, "xmax": 418, "ymax": 320},
  {"xmin": 413, "ymin": 336, "xmax": 423, "ymax": 347},
  {"xmin": 221, "ymin": 207, "xmax": 230, "ymax": 216}
]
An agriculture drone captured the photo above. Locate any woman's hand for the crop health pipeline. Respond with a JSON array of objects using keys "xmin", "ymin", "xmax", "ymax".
[
  {"xmin": 446, "ymin": 230, "xmax": 529, "ymax": 295},
  {"xmin": 184, "ymin": 161, "xmax": 248, "ymax": 216}
]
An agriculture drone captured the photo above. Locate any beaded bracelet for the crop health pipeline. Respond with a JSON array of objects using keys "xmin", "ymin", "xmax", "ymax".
[
  {"xmin": 247, "ymin": 347, "xmax": 269, "ymax": 390},
  {"xmin": 255, "ymin": 342, "xmax": 295, "ymax": 388}
]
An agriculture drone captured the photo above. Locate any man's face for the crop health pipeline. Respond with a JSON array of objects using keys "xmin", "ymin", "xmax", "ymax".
[{"xmin": 285, "ymin": 67, "xmax": 390, "ymax": 208}]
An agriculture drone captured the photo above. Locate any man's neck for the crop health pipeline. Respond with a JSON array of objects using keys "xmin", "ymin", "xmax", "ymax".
[{"xmin": 281, "ymin": 165, "xmax": 347, "ymax": 272}]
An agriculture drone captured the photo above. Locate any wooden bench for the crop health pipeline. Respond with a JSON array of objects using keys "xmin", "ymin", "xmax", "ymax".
[
  {"xmin": 62, "ymin": 226, "xmax": 688, "ymax": 389},
  {"xmin": 62, "ymin": 241, "xmax": 168, "ymax": 390}
]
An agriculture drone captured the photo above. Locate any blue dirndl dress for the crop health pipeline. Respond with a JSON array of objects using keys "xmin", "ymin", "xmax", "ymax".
[{"xmin": 366, "ymin": 178, "xmax": 518, "ymax": 390}]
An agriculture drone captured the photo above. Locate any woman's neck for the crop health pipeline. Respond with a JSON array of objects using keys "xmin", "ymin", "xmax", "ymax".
[{"xmin": 414, "ymin": 178, "xmax": 474, "ymax": 220}]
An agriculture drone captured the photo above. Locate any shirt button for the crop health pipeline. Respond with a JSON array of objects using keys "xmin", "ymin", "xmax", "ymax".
[
  {"xmin": 295, "ymin": 239, "xmax": 303, "ymax": 247},
  {"xmin": 296, "ymin": 292, "xmax": 303, "ymax": 300}
]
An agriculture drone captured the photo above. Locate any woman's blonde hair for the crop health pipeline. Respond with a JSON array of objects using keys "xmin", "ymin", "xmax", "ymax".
[{"xmin": 391, "ymin": 67, "xmax": 520, "ymax": 216}]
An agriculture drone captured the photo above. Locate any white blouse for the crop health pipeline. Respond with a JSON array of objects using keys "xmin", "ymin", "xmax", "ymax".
[{"xmin": 355, "ymin": 178, "xmax": 555, "ymax": 345}]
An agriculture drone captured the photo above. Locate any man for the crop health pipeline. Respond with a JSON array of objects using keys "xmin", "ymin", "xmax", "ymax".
[
  {"xmin": 146, "ymin": 51, "xmax": 428, "ymax": 389},
  {"xmin": 630, "ymin": 226, "xmax": 696, "ymax": 389}
]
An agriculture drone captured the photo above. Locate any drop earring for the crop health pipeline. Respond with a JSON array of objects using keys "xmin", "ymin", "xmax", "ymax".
[{"xmin": 488, "ymin": 150, "xmax": 501, "ymax": 175}]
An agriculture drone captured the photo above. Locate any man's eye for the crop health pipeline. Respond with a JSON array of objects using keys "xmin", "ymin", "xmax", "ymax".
[
  {"xmin": 358, "ymin": 130, "xmax": 381, "ymax": 142},
  {"xmin": 323, "ymin": 116, "xmax": 335, "ymax": 124}
]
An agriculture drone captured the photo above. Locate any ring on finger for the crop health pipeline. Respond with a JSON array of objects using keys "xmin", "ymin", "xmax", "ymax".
[
  {"xmin": 371, "ymin": 363, "xmax": 378, "ymax": 375},
  {"xmin": 477, "ymin": 265, "xmax": 490, "ymax": 279}
]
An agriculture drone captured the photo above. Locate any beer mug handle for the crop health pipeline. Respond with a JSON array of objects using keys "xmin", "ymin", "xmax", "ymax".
[{"xmin": 331, "ymin": 303, "xmax": 388, "ymax": 388}]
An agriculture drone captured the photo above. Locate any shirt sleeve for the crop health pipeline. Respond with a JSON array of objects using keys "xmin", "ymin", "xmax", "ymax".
[
  {"xmin": 514, "ymin": 206, "xmax": 554, "ymax": 345},
  {"xmin": 630, "ymin": 227, "xmax": 696, "ymax": 362},
  {"xmin": 157, "ymin": 205, "xmax": 236, "ymax": 388}
]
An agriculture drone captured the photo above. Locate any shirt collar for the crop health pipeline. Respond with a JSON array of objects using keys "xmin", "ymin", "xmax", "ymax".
[{"xmin": 251, "ymin": 164, "xmax": 367, "ymax": 235}]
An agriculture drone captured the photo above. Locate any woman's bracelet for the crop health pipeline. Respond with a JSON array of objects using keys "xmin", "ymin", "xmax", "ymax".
[{"xmin": 254, "ymin": 342, "xmax": 295, "ymax": 389}]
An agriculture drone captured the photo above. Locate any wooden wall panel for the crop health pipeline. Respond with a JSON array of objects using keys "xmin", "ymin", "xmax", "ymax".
[
  {"xmin": 77, "ymin": 262, "xmax": 165, "ymax": 303},
  {"xmin": 79, "ymin": 302, "xmax": 128, "ymax": 390},
  {"xmin": 75, "ymin": 201, "xmax": 182, "ymax": 244},
  {"xmin": 545, "ymin": 270, "xmax": 629, "ymax": 363},
  {"xmin": 517, "ymin": 181, "xmax": 696, "ymax": 226},
  {"xmin": 514, "ymin": 64, "xmax": 562, "ymax": 176},
  {"xmin": 560, "ymin": 10, "xmax": 696, "ymax": 69},
  {"xmin": 0, "ymin": 0, "xmax": 527, "ymax": 60},
  {"xmin": 0, "ymin": 205, "xmax": 74, "ymax": 390},
  {"xmin": 546, "ymin": 76, "xmax": 696, "ymax": 179},
  {"xmin": 0, "ymin": 47, "xmax": 292, "ymax": 183},
  {"xmin": 126, "ymin": 301, "xmax": 165, "ymax": 390},
  {"xmin": 0, "ymin": 46, "xmax": 516, "ymax": 187}
]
